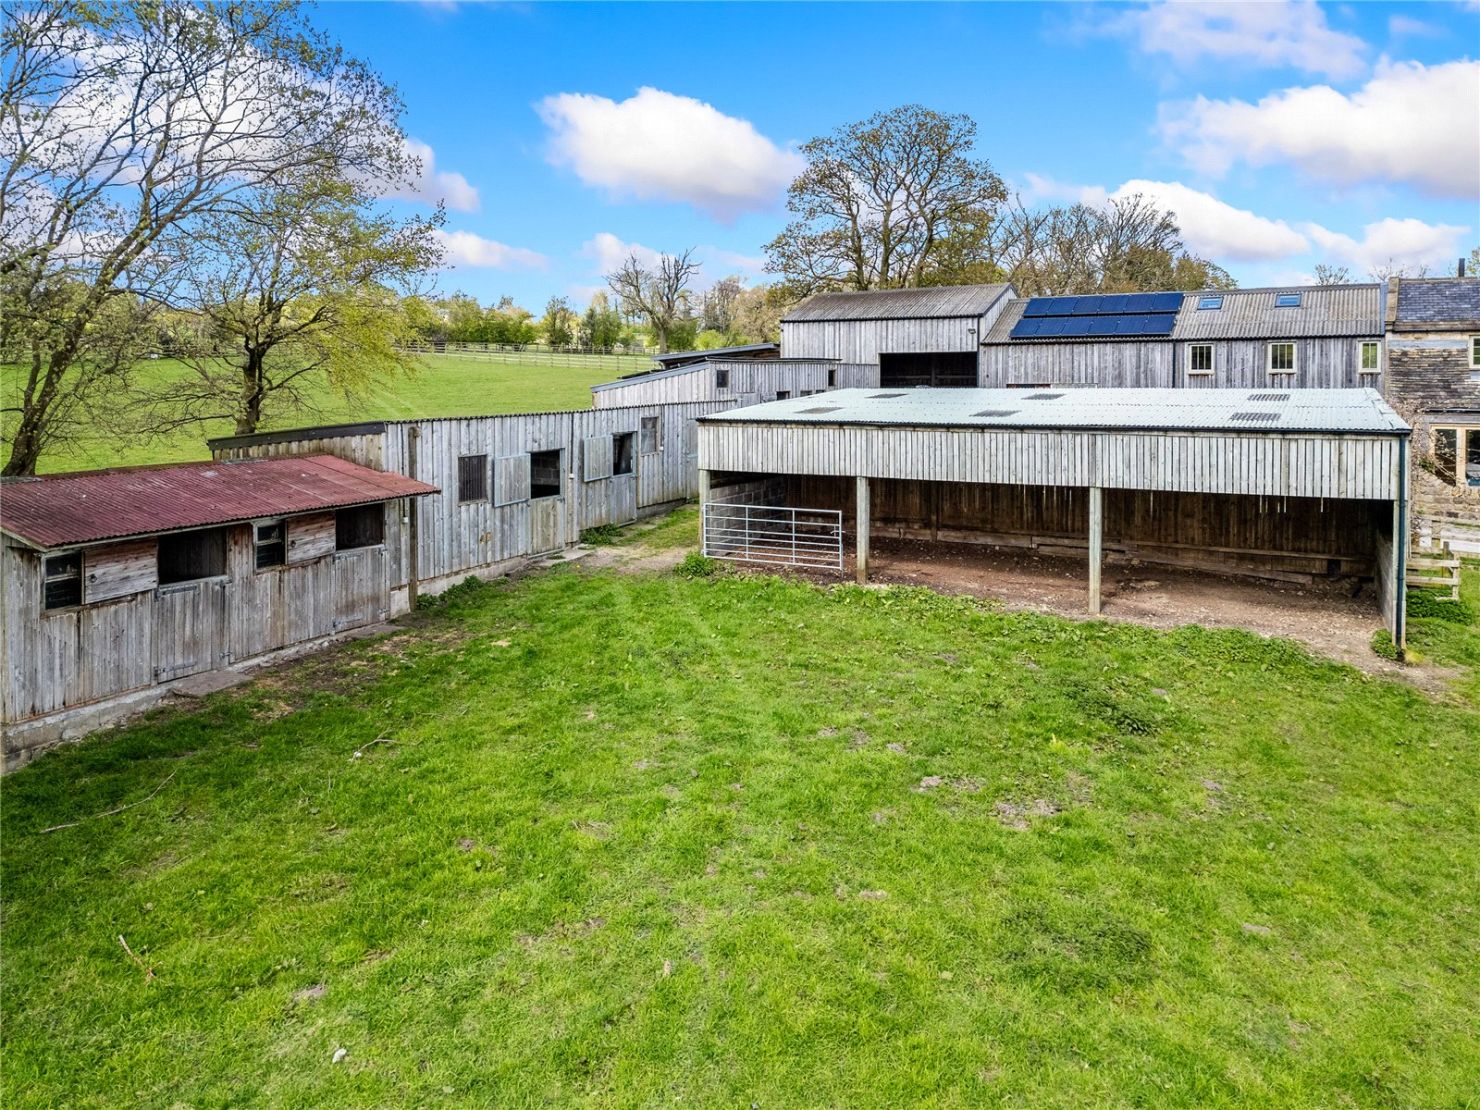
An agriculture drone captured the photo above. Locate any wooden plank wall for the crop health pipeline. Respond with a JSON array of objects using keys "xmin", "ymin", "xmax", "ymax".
[
  {"xmin": 2, "ymin": 504, "xmax": 396, "ymax": 738},
  {"xmin": 780, "ymin": 317, "xmax": 982, "ymax": 364},
  {"xmin": 699, "ymin": 423, "xmax": 1403, "ymax": 501},
  {"xmin": 979, "ymin": 337, "xmax": 1378, "ymax": 390},
  {"xmin": 591, "ymin": 360, "xmax": 876, "ymax": 409},
  {"xmin": 774, "ymin": 475, "xmax": 1383, "ymax": 583},
  {"xmin": 382, "ymin": 401, "xmax": 733, "ymax": 588}
]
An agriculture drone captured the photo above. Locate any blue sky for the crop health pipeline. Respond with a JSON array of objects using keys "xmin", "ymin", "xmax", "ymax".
[{"xmin": 315, "ymin": 1, "xmax": 1480, "ymax": 310}]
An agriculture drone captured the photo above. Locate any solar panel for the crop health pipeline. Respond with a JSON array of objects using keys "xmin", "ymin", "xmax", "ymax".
[
  {"xmin": 1150, "ymin": 292, "xmax": 1186, "ymax": 313},
  {"xmin": 1021, "ymin": 297, "xmax": 1067, "ymax": 318},
  {"xmin": 1011, "ymin": 290, "xmax": 1183, "ymax": 339}
]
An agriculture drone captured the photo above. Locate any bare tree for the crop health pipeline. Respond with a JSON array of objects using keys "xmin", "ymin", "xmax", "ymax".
[
  {"xmin": 764, "ymin": 104, "xmax": 1007, "ymax": 294},
  {"xmin": 1312, "ymin": 263, "xmax": 1354, "ymax": 286},
  {"xmin": 606, "ymin": 249, "xmax": 697, "ymax": 352},
  {"xmin": 701, "ymin": 275, "xmax": 744, "ymax": 334},
  {"xmin": 1, "ymin": 1, "xmax": 413, "ymax": 474}
]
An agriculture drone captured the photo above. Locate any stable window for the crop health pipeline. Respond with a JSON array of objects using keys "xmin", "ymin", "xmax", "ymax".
[
  {"xmin": 613, "ymin": 432, "xmax": 635, "ymax": 476},
  {"xmin": 158, "ymin": 528, "xmax": 226, "ymax": 584},
  {"xmin": 1359, "ymin": 340, "xmax": 1381, "ymax": 376},
  {"xmin": 827, "ymin": 367, "xmax": 837, "ymax": 387},
  {"xmin": 42, "ymin": 552, "xmax": 82, "ymax": 610},
  {"xmin": 1275, "ymin": 293, "xmax": 1302, "ymax": 307},
  {"xmin": 1267, "ymin": 342, "xmax": 1297, "ymax": 376},
  {"xmin": 1188, "ymin": 344, "xmax": 1213, "ymax": 375},
  {"xmin": 1197, "ymin": 296, "xmax": 1223, "ymax": 310},
  {"xmin": 776, "ymin": 390, "xmax": 791, "ymax": 400},
  {"xmin": 530, "ymin": 449, "xmax": 562, "ymax": 499},
  {"xmin": 1432, "ymin": 426, "xmax": 1480, "ymax": 488},
  {"xmin": 640, "ymin": 415, "xmax": 659, "ymax": 453},
  {"xmin": 336, "ymin": 505, "xmax": 384, "ymax": 550},
  {"xmin": 715, "ymin": 367, "xmax": 730, "ymax": 390},
  {"xmin": 458, "ymin": 453, "xmax": 488, "ymax": 503},
  {"xmin": 254, "ymin": 521, "xmax": 286, "ymax": 569}
]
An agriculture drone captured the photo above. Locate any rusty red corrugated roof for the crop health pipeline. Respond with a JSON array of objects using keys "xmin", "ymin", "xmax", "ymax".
[{"xmin": 0, "ymin": 455, "xmax": 439, "ymax": 550}]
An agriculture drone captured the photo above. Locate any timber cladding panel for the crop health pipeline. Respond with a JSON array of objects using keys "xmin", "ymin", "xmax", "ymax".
[
  {"xmin": 287, "ymin": 512, "xmax": 336, "ymax": 563},
  {"xmin": 699, "ymin": 422, "xmax": 1402, "ymax": 501},
  {"xmin": 83, "ymin": 539, "xmax": 158, "ymax": 603},
  {"xmin": 591, "ymin": 359, "xmax": 878, "ymax": 410}
]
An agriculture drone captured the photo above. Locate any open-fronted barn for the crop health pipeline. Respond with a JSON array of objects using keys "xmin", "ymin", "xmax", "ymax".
[
  {"xmin": 980, "ymin": 285, "xmax": 1386, "ymax": 390},
  {"xmin": 1, "ymin": 455, "xmax": 438, "ymax": 765},
  {"xmin": 697, "ymin": 387, "xmax": 1411, "ymax": 648},
  {"xmin": 780, "ymin": 284, "xmax": 1015, "ymax": 387}
]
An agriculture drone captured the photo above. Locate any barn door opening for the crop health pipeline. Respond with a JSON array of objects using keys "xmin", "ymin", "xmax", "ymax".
[{"xmin": 879, "ymin": 351, "xmax": 978, "ymax": 388}]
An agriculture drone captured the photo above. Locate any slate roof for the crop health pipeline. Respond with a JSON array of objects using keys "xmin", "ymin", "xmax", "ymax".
[
  {"xmin": 1393, "ymin": 277, "xmax": 1480, "ymax": 330},
  {"xmin": 984, "ymin": 284, "xmax": 1385, "ymax": 343},
  {"xmin": 652, "ymin": 343, "xmax": 778, "ymax": 367},
  {"xmin": 699, "ymin": 387, "xmax": 1409, "ymax": 435},
  {"xmin": 1, "ymin": 455, "xmax": 438, "ymax": 550},
  {"xmin": 782, "ymin": 284, "xmax": 1013, "ymax": 323}
]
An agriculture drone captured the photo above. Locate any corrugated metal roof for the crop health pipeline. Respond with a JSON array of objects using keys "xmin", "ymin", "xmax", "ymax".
[
  {"xmin": 1394, "ymin": 277, "xmax": 1480, "ymax": 329},
  {"xmin": 782, "ymin": 284, "xmax": 1012, "ymax": 323},
  {"xmin": 984, "ymin": 284, "xmax": 1385, "ymax": 343},
  {"xmin": 653, "ymin": 342, "xmax": 778, "ymax": 366},
  {"xmin": 0, "ymin": 455, "xmax": 439, "ymax": 550},
  {"xmin": 700, "ymin": 387, "xmax": 1409, "ymax": 435}
]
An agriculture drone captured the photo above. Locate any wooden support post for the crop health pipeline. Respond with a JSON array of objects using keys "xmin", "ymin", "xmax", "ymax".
[
  {"xmin": 1087, "ymin": 485, "xmax": 1103, "ymax": 615},
  {"xmin": 856, "ymin": 475, "xmax": 871, "ymax": 584}
]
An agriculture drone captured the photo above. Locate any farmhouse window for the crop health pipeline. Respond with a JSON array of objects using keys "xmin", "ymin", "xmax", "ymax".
[
  {"xmin": 1359, "ymin": 341, "xmax": 1381, "ymax": 375},
  {"xmin": 254, "ymin": 521, "xmax": 286, "ymax": 569},
  {"xmin": 613, "ymin": 432, "xmax": 635, "ymax": 476},
  {"xmin": 715, "ymin": 367, "xmax": 730, "ymax": 390},
  {"xmin": 42, "ymin": 552, "xmax": 82, "ymax": 610},
  {"xmin": 1470, "ymin": 335, "xmax": 1479, "ymax": 370},
  {"xmin": 158, "ymin": 528, "xmax": 226, "ymax": 584},
  {"xmin": 640, "ymin": 416, "xmax": 659, "ymax": 453},
  {"xmin": 1188, "ymin": 344, "xmax": 1213, "ymax": 375},
  {"xmin": 336, "ymin": 505, "xmax": 384, "ymax": 550},
  {"xmin": 1267, "ymin": 342, "xmax": 1297, "ymax": 376},
  {"xmin": 458, "ymin": 454, "xmax": 489, "ymax": 502},
  {"xmin": 1432, "ymin": 427, "xmax": 1480, "ymax": 488},
  {"xmin": 530, "ymin": 449, "xmax": 562, "ymax": 499}
]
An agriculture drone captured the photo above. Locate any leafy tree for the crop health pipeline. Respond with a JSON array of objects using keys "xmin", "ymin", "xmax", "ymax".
[
  {"xmin": 606, "ymin": 249, "xmax": 698, "ymax": 353},
  {"xmin": 700, "ymin": 275, "xmax": 744, "ymax": 333},
  {"xmin": 1, "ymin": 1, "xmax": 412, "ymax": 474},
  {"xmin": 730, "ymin": 283, "xmax": 795, "ymax": 343},
  {"xmin": 540, "ymin": 296, "xmax": 577, "ymax": 347},
  {"xmin": 764, "ymin": 104, "xmax": 1007, "ymax": 294},
  {"xmin": 579, "ymin": 292, "xmax": 623, "ymax": 350},
  {"xmin": 145, "ymin": 177, "xmax": 442, "ymax": 435}
]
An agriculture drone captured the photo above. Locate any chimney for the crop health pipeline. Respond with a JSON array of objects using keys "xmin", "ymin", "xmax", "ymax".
[{"xmin": 1461, "ymin": 257, "xmax": 1468, "ymax": 278}]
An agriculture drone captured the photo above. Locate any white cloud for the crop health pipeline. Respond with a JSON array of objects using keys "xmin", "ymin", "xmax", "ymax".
[
  {"xmin": 389, "ymin": 139, "xmax": 480, "ymax": 212},
  {"xmin": 537, "ymin": 87, "xmax": 803, "ymax": 220},
  {"xmin": 1106, "ymin": 1, "xmax": 1367, "ymax": 78},
  {"xmin": 580, "ymin": 232, "xmax": 663, "ymax": 274},
  {"xmin": 435, "ymin": 229, "xmax": 546, "ymax": 270},
  {"xmin": 1387, "ymin": 14, "xmax": 1442, "ymax": 38},
  {"xmin": 1303, "ymin": 217, "xmax": 1470, "ymax": 275},
  {"xmin": 578, "ymin": 233, "xmax": 766, "ymax": 288},
  {"xmin": 1107, "ymin": 180, "xmax": 1310, "ymax": 261},
  {"xmin": 1159, "ymin": 58, "xmax": 1480, "ymax": 198}
]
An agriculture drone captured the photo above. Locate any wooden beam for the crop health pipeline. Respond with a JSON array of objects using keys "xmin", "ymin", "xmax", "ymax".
[
  {"xmin": 1087, "ymin": 485, "xmax": 1103, "ymax": 614},
  {"xmin": 698, "ymin": 470, "xmax": 711, "ymax": 556},
  {"xmin": 856, "ymin": 475, "xmax": 871, "ymax": 584}
]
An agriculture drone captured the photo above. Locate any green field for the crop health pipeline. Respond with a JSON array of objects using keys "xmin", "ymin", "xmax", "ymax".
[
  {"xmin": 0, "ymin": 353, "xmax": 628, "ymax": 473},
  {"xmin": 4, "ymin": 515, "xmax": 1478, "ymax": 1108}
]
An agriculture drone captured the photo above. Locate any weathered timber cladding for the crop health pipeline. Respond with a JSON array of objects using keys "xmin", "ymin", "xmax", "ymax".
[
  {"xmin": 699, "ymin": 422, "xmax": 1402, "ymax": 501},
  {"xmin": 288, "ymin": 512, "xmax": 336, "ymax": 563},
  {"xmin": 84, "ymin": 540, "xmax": 158, "ymax": 603},
  {"xmin": 2, "ymin": 503, "xmax": 398, "ymax": 750},
  {"xmin": 1386, "ymin": 337, "xmax": 1480, "ymax": 414},
  {"xmin": 592, "ymin": 359, "xmax": 875, "ymax": 409},
  {"xmin": 979, "ymin": 337, "xmax": 1380, "ymax": 390}
]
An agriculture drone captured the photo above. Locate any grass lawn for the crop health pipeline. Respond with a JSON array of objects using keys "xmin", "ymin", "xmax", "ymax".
[
  {"xmin": 0, "ymin": 353, "xmax": 622, "ymax": 473},
  {"xmin": 3, "ymin": 540, "xmax": 1479, "ymax": 1107}
]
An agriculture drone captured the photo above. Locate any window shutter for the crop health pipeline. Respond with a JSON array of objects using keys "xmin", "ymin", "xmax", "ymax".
[
  {"xmin": 583, "ymin": 435, "xmax": 613, "ymax": 481},
  {"xmin": 494, "ymin": 454, "xmax": 531, "ymax": 505}
]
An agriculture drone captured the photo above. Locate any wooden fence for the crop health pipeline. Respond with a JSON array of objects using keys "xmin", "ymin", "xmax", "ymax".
[{"xmin": 402, "ymin": 341, "xmax": 655, "ymax": 373}]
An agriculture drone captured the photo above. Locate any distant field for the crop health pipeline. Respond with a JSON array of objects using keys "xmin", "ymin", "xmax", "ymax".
[{"xmin": 0, "ymin": 353, "xmax": 629, "ymax": 473}]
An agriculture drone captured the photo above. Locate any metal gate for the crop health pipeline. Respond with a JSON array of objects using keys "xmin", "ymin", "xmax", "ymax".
[{"xmin": 702, "ymin": 504, "xmax": 844, "ymax": 571}]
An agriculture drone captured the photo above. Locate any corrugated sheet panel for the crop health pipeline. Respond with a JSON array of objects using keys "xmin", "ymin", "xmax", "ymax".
[
  {"xmin": 782, "ymin": 284, "xmax": 1012, "ymax": 322},
  {"xmin": 1, "ymin": 455, "xmax": 438, "ymax": 550},
  {"xmin": 699, "ymin": 387, "xmax": 1409, "ymax": 435},
  {"xmin": 1394, "ymin": 277, "xmax": 1480, "ymax": 328}
]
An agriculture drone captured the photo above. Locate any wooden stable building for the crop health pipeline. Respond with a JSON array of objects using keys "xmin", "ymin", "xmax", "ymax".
[
  {"xmin": 1, "ymin": 456, "xmax": 437, "ymax": 766},
  {"xmin": 592, "ymin": 357, "xmax": 875, "ymax": 409},
  {"xmin": 697, "ymin": 387, "xmax": 1411, "ymax": 647}
]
